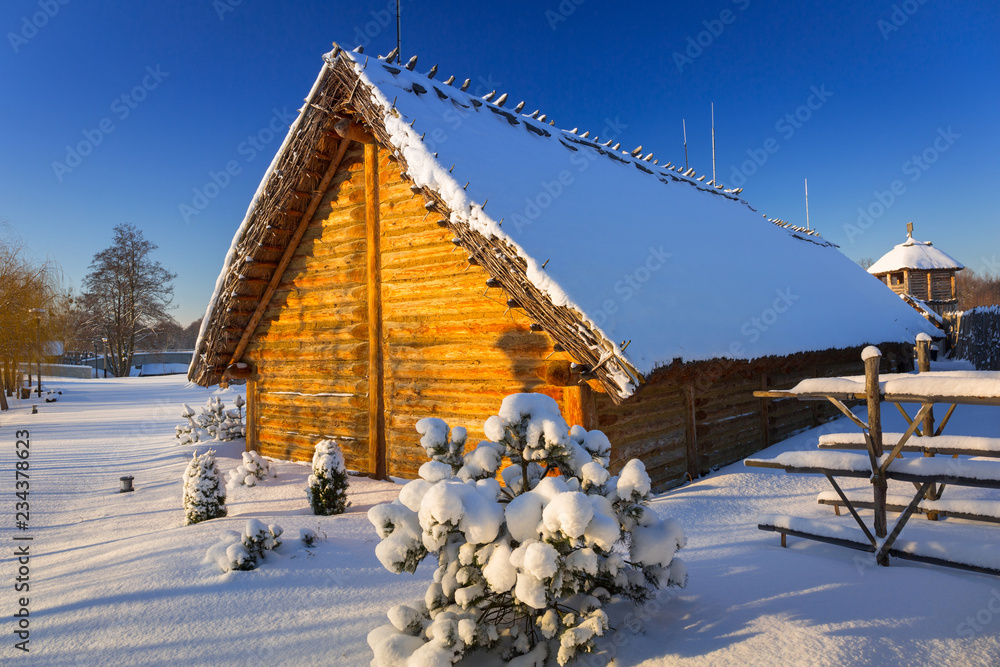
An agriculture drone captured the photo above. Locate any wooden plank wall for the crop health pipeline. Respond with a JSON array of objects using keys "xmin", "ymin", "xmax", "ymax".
[
  {"xmin": 376, "ymin": 148, "xmax": 575, "ymax": 478},
  {"xmin": 245, "ymin": 145, "xmax": 371, "ymax": 465},
  {"xmin": 597, "ymin": 349, "xmax": 907, "ymax": 491}
]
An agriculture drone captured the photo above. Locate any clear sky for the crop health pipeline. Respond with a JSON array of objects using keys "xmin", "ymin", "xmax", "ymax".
[{"xmin": 1, "ymin": 0, "xmax": 997, "ymax": 325}]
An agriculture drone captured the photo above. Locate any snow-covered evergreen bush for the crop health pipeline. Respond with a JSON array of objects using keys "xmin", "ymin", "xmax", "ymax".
[
  {"xmin": 226, "ymin": 450, "xmax": 277, "ymax": 490},
  {"xmin": 205, "ymin": 519, "xmax": 283, "ymax": 572},
  {"xmin": 367, "ymin": 394, "xmax": 687, "ymax": 666},
  {"xmin": 182, "ymin": 449, "xmax": 227, "ymax": 526},
  {"xmin": 175, "ymin": 395, "xmax": 246, "ymax": 444},
  {"xmin": 306, "ymin": 439, "xmax": 351, "ymax": 515}
]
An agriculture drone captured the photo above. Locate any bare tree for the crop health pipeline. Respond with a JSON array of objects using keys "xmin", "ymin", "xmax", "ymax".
[
  {"xmin": 857, "ymin": 257, "xmax": 876, "ymax": 271},
  {"xmin": 0, "ymin": 237, "xmax": 58, "ymax": 407},
  {"xmin": 957, "ymin": 268, "xmax": 1000, "ymax": 310},
  {"xmin": 82, "ymin": 224, "xmax": 177, "ymax": 377}
]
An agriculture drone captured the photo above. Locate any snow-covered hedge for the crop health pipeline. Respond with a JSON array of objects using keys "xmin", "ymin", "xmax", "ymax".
[
  {"xmin": 175, "ymin": 395, "xmax": 246, "ymax": 444},
  {"xmin": 367, "ymin": 394, "xmax": 687, "ymax": 666},
  {"xmin": 225, "ymin": 450, "xmax": 276, "ymax": 490},
  {"xmin": 205, "ymin": 519, "xmax": 283, "ymax": 572},
  {"xmin": 182, "ymin": 449, "xmax": 227, "ymax": 525},
  {"xmin": 307, "ymin": 439, "xmax": 351, "ymax": 515}
]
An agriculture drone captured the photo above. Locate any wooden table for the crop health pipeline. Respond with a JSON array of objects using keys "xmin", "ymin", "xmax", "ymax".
[{"xmin": 748, "ymin": 339, "xmax": 1000, "ymax": 574}]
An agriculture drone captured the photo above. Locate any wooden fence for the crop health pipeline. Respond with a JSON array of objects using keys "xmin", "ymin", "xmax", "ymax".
[{"xmin": 946, "ymin": 306, "xmax": 1000, "ymax": 370}]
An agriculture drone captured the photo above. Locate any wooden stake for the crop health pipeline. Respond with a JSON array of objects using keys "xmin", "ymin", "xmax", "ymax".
[
  {"xmin": 864, "ymin": 348, "xmax": 888, "ymax": 545},
  {"xmin": 365, "ymin": 142, "xmax": 387, "ymax": 481}
]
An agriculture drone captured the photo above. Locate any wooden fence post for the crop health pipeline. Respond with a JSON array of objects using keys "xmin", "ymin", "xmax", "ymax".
[
  {"xmin": 864, "ymin": 346, "xmax": 888, "ymax": 549},
  {"xmin": 915, "ymin": 334, "xmax": 935, "ymax": 436}
]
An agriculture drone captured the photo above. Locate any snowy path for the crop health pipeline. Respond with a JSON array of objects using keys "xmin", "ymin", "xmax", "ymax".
[{"xmin": 1, "ymin": 376, "xmax": 999, "ymax": 665}]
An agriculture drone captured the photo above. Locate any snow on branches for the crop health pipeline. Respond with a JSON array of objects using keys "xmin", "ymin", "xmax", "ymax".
[
  {"xmin": 367, "ymin": 394, "xmax": 687, "ymax": 666},
  {"xmin": 307, "ymin": 439, "xmax": 351, "ymax": 516},
  {"xmin": 226, "ymin": 450, "xmax": 277, "ymax": 490},
  {"xmin": 205, "ymin": 519, "xmax": 283, "ymax": 572},
  {"xmin": 175, "ymin": 395, "xmax": 246, "ymax": 444},
  {"xmin": 182, "ymin": 449, "xmax": 227, "ymax": 525}
]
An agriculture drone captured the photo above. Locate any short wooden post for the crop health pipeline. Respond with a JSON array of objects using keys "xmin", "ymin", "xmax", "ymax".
[
  {"xmin": 864, "ymin": 346, "xmax": 888, "ymax": 549},
  {"xmin": 915, "ymin": 334, "xmax": 935, "ymax": 436}
]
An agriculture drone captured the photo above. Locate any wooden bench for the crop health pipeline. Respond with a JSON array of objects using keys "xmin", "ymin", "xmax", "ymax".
[
  {"xmin": 751, "ymin": 339, "xmax": 1000, "ymax": 573},
  {"xmin": 758, "ymin": 514, "xmax": 1000, "ymax": 576},
  {"xmin": 816, "ymin": 490, "xmax": 1000, "ymax": 524},
  {"xmin": 745, "ymin": 450, "xmax": 1000, "ymax": 571},
  {"xmin": 817, "ymin": 432, "xmax": 1000, "ymax": 457}
]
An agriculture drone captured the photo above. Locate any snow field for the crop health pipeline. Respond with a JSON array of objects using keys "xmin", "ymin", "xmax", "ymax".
[{"xmin": 1, "ymin": 374, "xmax": 998, "ymax": 665}]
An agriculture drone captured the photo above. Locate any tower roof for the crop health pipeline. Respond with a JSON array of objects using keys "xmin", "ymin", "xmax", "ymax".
[{"xmin": 868, "ymin": 226, "xmax": 964, "ymax": 274}]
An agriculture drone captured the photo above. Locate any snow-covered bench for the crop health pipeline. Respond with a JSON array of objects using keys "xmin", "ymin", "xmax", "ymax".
[
  {"xmin": 751, "ymin": 341, "xmax": 1000, "ymax": 574},
  {"xmin": 817, "ymin": 432, "xmax": 1000, "ymax": 457},
  {"xmin": 746, "ymin": 450, "xmax": 1000, "ymax": 489},
  {"xmin": 816, "ymin": 490, "xmax": 1000, "ymax": 524},
  {"xmin": 814, "ymin": 433, "xmax": 1000, "ymax": 520},
  {"xmin": 745, "ymin": 450, "xmax": 1000, "ymax": 573},
  {"xmin": 758, "ymin": 515, "xmax": 1000, "ymax": 576}
]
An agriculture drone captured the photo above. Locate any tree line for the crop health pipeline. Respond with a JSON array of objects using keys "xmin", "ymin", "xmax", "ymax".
[{"xmin": 0, "ymin": 223, "xmax": 192, "ymax": 399}]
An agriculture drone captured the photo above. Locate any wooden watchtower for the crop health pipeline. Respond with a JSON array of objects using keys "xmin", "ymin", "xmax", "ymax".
[{"xmin": 868, "ymin": 223, "xmax": 964, "ymax": 315}]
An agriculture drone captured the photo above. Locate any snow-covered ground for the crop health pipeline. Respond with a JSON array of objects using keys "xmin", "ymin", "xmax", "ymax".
[{"xmin": 2, "ymin": 374, "xmax": 999, "ymax": 665}]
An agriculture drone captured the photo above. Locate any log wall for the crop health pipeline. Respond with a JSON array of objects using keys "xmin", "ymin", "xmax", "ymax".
[
  {"xmin": 376, "ymin": 149, "xmax": 575, "ymax": 477},
  {"xmin": 596, "ymin": 347, "xmax": 910, "ymax": 491},
  {"xmin": 245, "ymin": 145, "xmax": 371, "ymax": 464},
  {"xmin": 244, "ymin": 146, "xmax": 577, "ymax": 475}
]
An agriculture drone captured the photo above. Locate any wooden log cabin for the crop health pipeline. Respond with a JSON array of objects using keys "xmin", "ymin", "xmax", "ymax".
[
  {"xmin": 868, "ymin": 222, "xmax": 964, "ymax": 316},
  {"xmin": 189, "ymin": 45, "xmax": 936, "ymax": 490}
]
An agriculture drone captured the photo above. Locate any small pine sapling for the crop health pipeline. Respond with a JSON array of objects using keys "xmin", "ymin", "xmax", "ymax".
[
  {"xmin": 175, "ymin": 395, "xmax": 247, "ymax": 444},
  {"xmin": 307, "ymin": 439, "xmax": 351, "ymax": 515},
  {"xmin": 226, "ymin": 450, "xmax": 276, "ymax": 490},
  {"xmin": 182, "ymin": 449, "xmax": 227, "ymax": 525},
  {"xmin": 205, "ymin": 519, "xmax": 284, "ymax": 572},
  {"xmin": 367, "ymin": 394, "xmax": 687, "ymax": 667}
]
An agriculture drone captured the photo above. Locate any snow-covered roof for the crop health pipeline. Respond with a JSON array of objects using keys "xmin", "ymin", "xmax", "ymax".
[
  {"xmin": 868, "ymin": 232, "xmax": 964, "ymax": 274},
  {"xmin": 191, "ymin": 45, "xmax": 937, "ymax": 397}
]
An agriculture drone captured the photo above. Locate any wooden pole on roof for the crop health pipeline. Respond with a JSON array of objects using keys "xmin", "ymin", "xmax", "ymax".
[
  {"xmin": 864, "ymin": 347, "xmax": 889, "ymax": 551},
  {"xmin": 804, "ymin": 178, "xmax": 810, "ymax": 231},
  {"xmin": 682, "ymin": 119, "xmax": 689, "ymax": 171},
  {"xmin": 711, "ymin": 103, "xmax": 716, "ymax": 184},
  {"xmin": 395, "ymin": 0, "xmax": 401, "ymax": 64}
]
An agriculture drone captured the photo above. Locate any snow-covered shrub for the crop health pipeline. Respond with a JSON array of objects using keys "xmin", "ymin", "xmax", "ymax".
[
  {"xmin": 205, "ymin": 519, "xmax": 284, "ymax": 572},
  {"xmin": 175, "ymin": 395, "xmax": 246, "ymax": 444},
  {"xmin": 300, "ymin": 528, "xmax": 320, "ymax": 547},
  {"xmin": 307, "ymin": 439, "xmax": 351, "ymax": 515},
  {"xmin": 183, "ymin": 449, "xmax": 227, "ymax": 525},
  {"xmin": 226, "ymin": 450, "xmax": 277, "ymax": 490},
  {"xmin": 367, "ymin": 394, "xmax": 687, "ymax": 666}
]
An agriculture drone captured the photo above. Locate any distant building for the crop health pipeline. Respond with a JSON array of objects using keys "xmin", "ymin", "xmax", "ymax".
[{"xmin": 868, "ymin": 223, "xmax": 964, "ymax": 316}]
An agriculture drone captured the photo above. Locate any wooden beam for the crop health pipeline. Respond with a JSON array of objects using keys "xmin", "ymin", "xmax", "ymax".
[
  {"xmin": 246, "ymin": 378, "xmax": 258, "ymax": 452},
  {"xmin": 365, "ymin": 141, "xmax": 387, "ymax": 480},
  {"xmin": 226, "ymin": 137, "xmax": 352, "ymax": 369},
  {"xmin": 865, "ymin": 351, "xmax": 887, "ymax": 542},
  {"xmin": 335, "ymin": 118, "xmax": 375, "ymax": 144}
]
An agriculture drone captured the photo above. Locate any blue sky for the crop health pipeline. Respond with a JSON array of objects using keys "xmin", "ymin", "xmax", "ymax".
[{"xmin": 1, "ymin": 0, "xmax": 997, "ymax": 325}]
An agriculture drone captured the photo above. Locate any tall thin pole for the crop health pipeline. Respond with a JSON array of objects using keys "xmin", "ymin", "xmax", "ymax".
[
  {"xmin": 711, "ymin": 103, "xmax": 716, "ymax": 184},
  {"xmin": 682, "ymin": 119, "xmax": 689, "ymax": 170},
  {"xmin": 395, "ymin": 0, "xmax": 401, "ymax": 64},
  {"xmin": 804, "ymin": 178, "xmax": 810, "ymax": 231}
]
